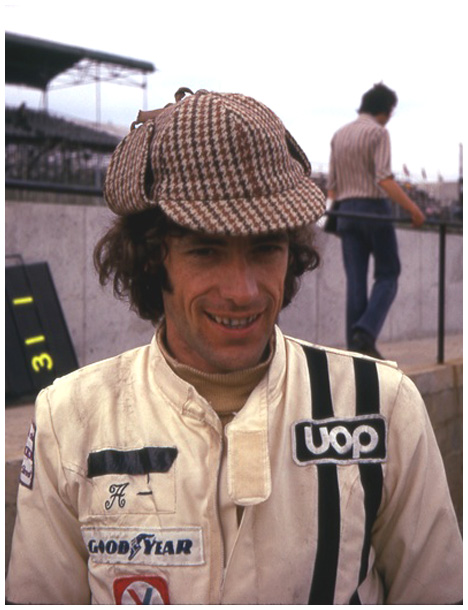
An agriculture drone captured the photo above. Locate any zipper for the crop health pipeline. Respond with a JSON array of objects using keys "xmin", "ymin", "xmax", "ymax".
[
  {"xmin": 213, "ymin": 431, "xmax": 226, "ymax": 603},
  {"xmin": 224, "ymin": 502, "xmax": 246, "ymax": 576},
  {"xmin": 218, "ymin": 420, "xmax": 249, "ymax": 595}
]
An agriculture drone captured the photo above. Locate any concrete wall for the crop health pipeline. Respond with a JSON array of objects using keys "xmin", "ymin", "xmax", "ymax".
[
  {"xmin": 5, "ymin": 199, "xmax": 463, "ymax": 366},
  {"xmin": 279, "ymin": 227, "xmax": 463, "ymax": 347},
  {"xmin": 6, "ymin": 200, "xmax": 154, "ymax": 367},
  {"xmin": 413, "ymin": 360, "xmax": 463, "ymax": 526}
]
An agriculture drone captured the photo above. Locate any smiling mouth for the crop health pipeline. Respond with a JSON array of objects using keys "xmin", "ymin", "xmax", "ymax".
[{"xmin": 207, "ymin": 313, "xmax": 260, "ymax": 329}]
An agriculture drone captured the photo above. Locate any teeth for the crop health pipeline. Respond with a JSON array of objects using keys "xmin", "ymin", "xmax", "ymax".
[{"xmin": 211, "ymin": 314, "xmax": 258, "ymax": 328}]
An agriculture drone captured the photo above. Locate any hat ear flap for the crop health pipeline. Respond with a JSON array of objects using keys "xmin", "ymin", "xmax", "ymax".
[
  {"xmin": 285, "ymin": 129, "xmax": 312, "ymax": 176},
  {"xmin": 104, "ymin": 121, "xmax": 155, "ymax": 216}
]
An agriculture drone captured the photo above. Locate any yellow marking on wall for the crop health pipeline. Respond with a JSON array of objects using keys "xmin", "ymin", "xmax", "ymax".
[
  {"xmin": 25, "ymin": 335, "xmax": 46, "ymax": 346},
  {"xmin": 13, "ymin": 296, "xmax": 34, "ymax": 305}
]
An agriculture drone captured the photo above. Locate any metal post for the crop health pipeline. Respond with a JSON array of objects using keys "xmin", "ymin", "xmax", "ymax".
[
  {"xmin": 459, "ymin": 143, "xmax": 463, "ymax": 216},
  {"xmin": 437, "ymin": 223, "xmax": 447, "ymax": 364},
  {"xmin": 143, "ymin": 73, "xmax": 148, "ymax": 110},
  {"xmin": 42, "ymin": 89, "xmax": 48, "ymax": 112},
  {"xmin": 95, "ymin": 63, "xmax": 101, "ymax": 126}
]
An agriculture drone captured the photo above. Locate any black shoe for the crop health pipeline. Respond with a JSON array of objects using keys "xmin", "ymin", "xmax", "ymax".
[{"xmin": 350, "ymin": 330, "xmax": 384, "ymax": 360}]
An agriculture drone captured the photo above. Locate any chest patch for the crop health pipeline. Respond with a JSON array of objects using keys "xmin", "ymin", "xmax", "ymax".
[
  {"xmin": 87, "ymin": 447, "xmax": 178, "ymax": 478},
  {"xmin": 113, "ymin": 575, "xmax": 170, "ymax": 604},
  {"xmin": 19, "ymin": 421, "xmax": 36, "ymax": 489},
  {"xmin": 82, "ymin": 526, "xmax": 204, "ymax": 567},
  {"xmin": 292, "ymin": 415, "xmax": 387, "ymax": 465}
]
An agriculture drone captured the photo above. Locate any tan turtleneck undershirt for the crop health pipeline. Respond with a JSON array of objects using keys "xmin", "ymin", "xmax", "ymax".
[
  {"xmin": 156, "ymin": 326, "xmax": 273, "ymax": 565},
  {"xmin": 156, "ymin": 326, "xmax": 273, "ymax": 426}
]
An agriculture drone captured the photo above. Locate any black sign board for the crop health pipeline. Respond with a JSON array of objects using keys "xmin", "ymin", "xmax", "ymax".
[{"xmin": 5, "ymin": 262, "xmax": 78, "ymax": 398}]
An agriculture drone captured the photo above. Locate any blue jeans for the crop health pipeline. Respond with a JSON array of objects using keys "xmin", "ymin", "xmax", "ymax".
[{"xmin": 337, "ymin": 198, "xmax": 401, "ymax": 347}]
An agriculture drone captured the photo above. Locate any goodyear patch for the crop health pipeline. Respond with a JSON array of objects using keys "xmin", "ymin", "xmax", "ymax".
[{"xmin": 82, "ymin": 526, "xmax": 204, "ymax": 567}]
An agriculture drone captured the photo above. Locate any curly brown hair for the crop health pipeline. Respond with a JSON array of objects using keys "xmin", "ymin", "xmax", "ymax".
[{"xmin": 94, "ymin": 208, "xmax": 320, "ymax": 323}]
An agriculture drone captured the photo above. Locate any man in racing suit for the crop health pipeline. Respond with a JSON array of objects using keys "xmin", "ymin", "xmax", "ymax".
[{"xmin": 6, "ymin": 89, "xmax": 462, "ymax": 604}]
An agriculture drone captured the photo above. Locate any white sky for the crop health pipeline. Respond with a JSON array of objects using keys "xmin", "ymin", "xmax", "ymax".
[{"xmin": 3, "ymin": 0, "xmax": 465, "ymax": 181}]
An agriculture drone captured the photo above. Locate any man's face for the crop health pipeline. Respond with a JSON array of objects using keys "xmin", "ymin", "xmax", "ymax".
[{"xmin": 162, "ymin": 231, "xmax": 289, "ymax": 373}]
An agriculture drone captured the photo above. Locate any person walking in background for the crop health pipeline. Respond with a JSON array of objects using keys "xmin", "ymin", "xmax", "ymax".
[{"xmin": 327, "ymin": 83, "xmax": 426, "ymax": 358}]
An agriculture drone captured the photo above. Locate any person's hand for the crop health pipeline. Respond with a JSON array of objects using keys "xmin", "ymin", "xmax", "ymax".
[{"xmin": 411, "ymin": 207, "xmax": 426, "ymax": 228}]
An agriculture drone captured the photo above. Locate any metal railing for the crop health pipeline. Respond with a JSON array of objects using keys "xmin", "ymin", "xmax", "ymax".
[
  {"xmin": 5, "ymin": 178, "xmax": 104, "ymax": 196},
  {"xmin": 324, "ymin": 209, "xmax": 462, "ymax": 364}
]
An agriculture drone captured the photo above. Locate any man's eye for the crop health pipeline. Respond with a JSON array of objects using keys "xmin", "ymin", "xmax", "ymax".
[
  {"xmin": 255, "ymin": 243, "xmax": 285, "ymax": 255},
  {"xmin": 189, "ymin": 247, "xmax": 216, "ymax": 257}
]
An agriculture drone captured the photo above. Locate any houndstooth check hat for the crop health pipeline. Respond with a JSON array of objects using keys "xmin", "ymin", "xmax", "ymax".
[{"xmin": 104, "ymin": 89, "xmax": 325, "ymax": 235}]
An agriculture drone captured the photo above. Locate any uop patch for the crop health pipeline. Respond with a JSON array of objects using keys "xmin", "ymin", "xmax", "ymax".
[
  {"xmin": 82, "ymin": 526, "xmax": 204, "ymax": 567},
  {"xmin": 19, "ymin": 421, "xmax": 36, "ymax": 489},
  {"xmin": 292, "ymin": 415, "xmax": 387, "ymax": 465}
]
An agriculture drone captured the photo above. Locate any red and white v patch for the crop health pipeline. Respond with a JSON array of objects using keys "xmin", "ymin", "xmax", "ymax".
[{"xmin": 113, "ymin": 576, "xmax": 170, "ymax": 604}]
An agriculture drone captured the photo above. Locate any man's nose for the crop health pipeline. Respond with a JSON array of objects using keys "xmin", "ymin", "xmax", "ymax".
[{"xmin": 219, "ymin": 256, "xmax": 259, "ymax": 304}]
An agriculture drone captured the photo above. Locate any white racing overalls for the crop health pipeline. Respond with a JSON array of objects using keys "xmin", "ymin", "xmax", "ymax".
[{"xmin": 6, "ymin": 327, "xmax": 462, "ymax": 604}]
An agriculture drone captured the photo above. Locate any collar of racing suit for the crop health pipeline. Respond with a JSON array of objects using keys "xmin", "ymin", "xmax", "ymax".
[
  {"xmin": 150, "ymin": 322, "xmax": 287, "ymax": 506},
  {"xmin": 155, "ymin": 323, "xmax": 274, "ymax": 423}
]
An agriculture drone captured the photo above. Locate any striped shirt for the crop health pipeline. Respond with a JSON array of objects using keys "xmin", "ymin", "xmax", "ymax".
[{"xmin": 328, "ymin": 113, "xmax": 393, "ymax": 200}]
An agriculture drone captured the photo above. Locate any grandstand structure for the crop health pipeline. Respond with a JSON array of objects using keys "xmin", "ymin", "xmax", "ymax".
[
  {"xmin": 5, "ymin": 32, "xmax": 155, "ymax": 196},
  {"xmin": 5, "ymin": 33, "xmax": 461, "ymax": 221}
]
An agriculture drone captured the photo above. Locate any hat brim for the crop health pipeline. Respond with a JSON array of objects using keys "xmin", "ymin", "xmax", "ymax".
[{"xmin": 157, "ymin": 176, "xmax": 326, "ymax": 236}]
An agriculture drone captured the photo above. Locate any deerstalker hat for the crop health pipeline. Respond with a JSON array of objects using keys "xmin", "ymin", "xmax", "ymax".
[{"xmin": 104, "ymin": 88, "xmax": 325, "ymax": 235}]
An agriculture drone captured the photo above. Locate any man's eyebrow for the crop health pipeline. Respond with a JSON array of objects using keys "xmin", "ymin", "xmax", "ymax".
[
  {"xmin": 183, "ymin": 234, "xmax": 227, "ymax": 246},
  {"xmin": 178, "ymin": 232, "xmax": 289, "ymax": 247},
  {"xmin": 251, "ymin": 232, "xmax": 289, "ymax": 244}
]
